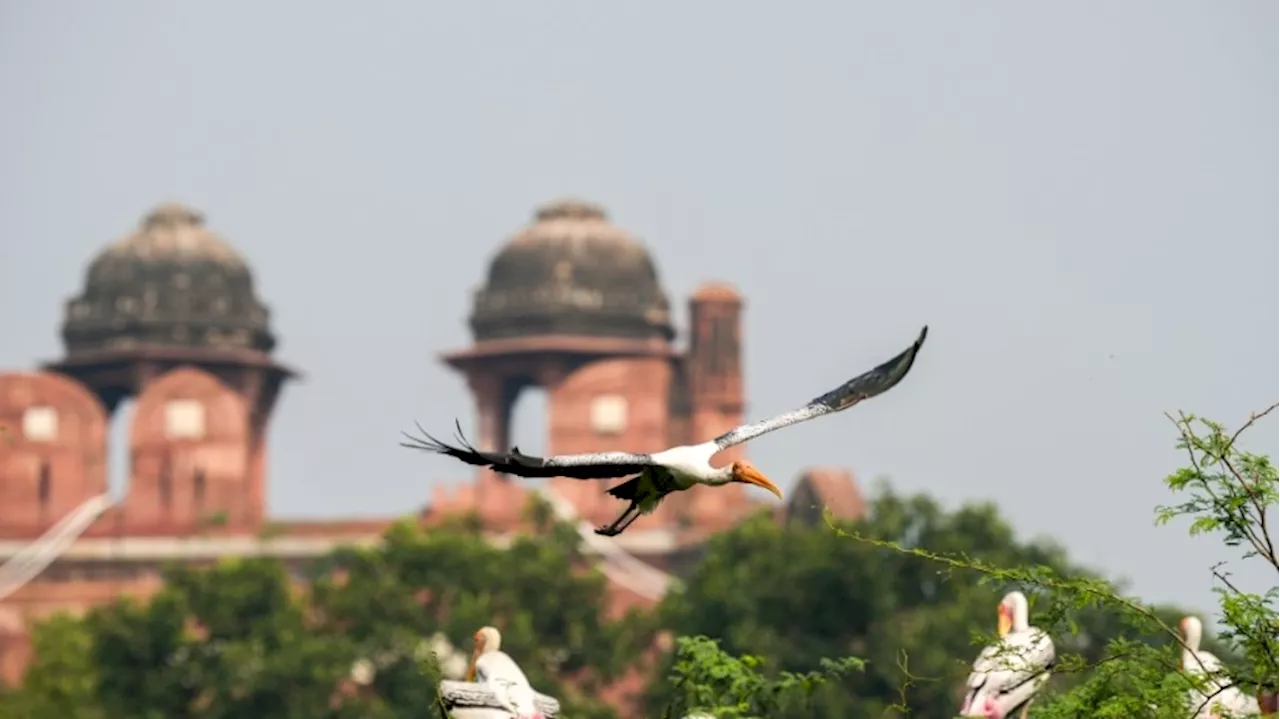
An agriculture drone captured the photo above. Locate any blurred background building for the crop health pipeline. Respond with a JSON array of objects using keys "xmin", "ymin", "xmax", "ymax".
[{"xmin": 0, "ymin": 198, "xmax": 865, "ymax": 686}]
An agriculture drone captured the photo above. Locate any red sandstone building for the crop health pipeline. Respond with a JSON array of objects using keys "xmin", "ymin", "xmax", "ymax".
[{"xmin": 0, "ymin": 199, "xmax": 864, "ymax": 688}]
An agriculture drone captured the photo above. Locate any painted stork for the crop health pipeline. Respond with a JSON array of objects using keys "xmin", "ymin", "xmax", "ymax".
[
  {"xmin": 960, "ymin": 591, "xmax": 1055, "ymax": 719},
  {"xmin": 403, "ymin": 325, "xmax": 927, "ymax": 536},
  {"xmin": 1179, "ymin": 615, "xmax": 1261, "ymax": 719},
  {"xmin": 465, "ymin": 626, "xmax": 544, "ymax": 719}
]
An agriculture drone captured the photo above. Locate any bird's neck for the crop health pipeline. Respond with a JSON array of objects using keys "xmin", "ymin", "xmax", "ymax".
[
  {"xmin": 703, "ymin": 465, "xmax": 735, "ymax": 486},
  {"xmin": 1013, "ymin": 606, "xmax": 1029, "ymax": 633}
]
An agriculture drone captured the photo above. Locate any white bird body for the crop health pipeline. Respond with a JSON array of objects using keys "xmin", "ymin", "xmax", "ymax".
[
  {"xmin": 648, "ymin": 443, "xmax": 719, "ymax": 482},
  {"xmin": 406, "ymin": 326, "xmax": 928, "ymax": 536},
  {"xmin": 960, "ymin": 591, "xmax": 1055, "ymax": 719},
  {"xmin": 1179, "ymin": 616, "xmax": 1261, "ymax": 719},
  {"xmin": 466, "ymin": 627, "xmax": 544, "ymax": 719},
  {"xmin": 474, "ymin": 652, "xmax": 539, "ymax": 718}
]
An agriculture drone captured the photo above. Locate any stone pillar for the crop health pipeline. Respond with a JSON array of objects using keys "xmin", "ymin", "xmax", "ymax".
[
  {"xmin": 463, "ymin": 372, "xmax": 515, "ymax": 520},
  {"xmin": 465, "ymin": 373, "xmax": 511, "ymax": 454}
]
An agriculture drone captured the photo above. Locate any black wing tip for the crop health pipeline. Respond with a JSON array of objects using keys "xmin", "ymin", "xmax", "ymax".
[
  {"xmin": 873, "ymin": 325, "xmax": 927, "ymax": 376},
  {"xmin": 904, "ymin": 325, "xmax": 928, "ymax": 363},
  {"xmin": 399, "ymin": 420, "xmax": 474, "ymax": 455}
]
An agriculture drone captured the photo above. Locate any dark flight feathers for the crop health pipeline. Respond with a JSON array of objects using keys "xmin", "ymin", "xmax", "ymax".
[
  {"xmin": 605, "ymin": 477, "xmax": 643, "ymax": 501},
  {"xmin": 710, "ymin": 325, "xmax": 928, "ymax": 450},
  {"xmin": 604, "ymin": 468, "xmax": 679, "ymax": 502},
  {"xmin": 810, "ymin": 325, "xmax": 928, "ymax": 413},
  {"xmin": 399, "ymin": 420, "xmax": 649, "ymax": 479}
]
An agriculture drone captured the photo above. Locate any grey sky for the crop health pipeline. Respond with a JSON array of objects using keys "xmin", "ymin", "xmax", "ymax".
[{"xmin": 1, "ymin": 2, "xmax": 1275, "ymax": 618}]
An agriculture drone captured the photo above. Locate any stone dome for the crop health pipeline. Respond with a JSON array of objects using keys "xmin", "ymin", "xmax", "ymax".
[
  {"xmin": 61, "ymin": 202, "xmax": 275, "ymax": 355},
  {"xmin": 469, "ymin": 199, "xmax": 674, "ymax": 342}
]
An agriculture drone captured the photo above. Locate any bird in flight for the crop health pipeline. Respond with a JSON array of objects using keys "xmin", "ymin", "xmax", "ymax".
[{"xmin": 404, "ymin": 325, "xmax": 928, "ymax": 537}]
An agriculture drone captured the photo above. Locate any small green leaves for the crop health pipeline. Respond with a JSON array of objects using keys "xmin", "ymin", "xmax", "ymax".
[{"xmin": 664, "ymin": 635, "xmax": 863, "ymax": 718}]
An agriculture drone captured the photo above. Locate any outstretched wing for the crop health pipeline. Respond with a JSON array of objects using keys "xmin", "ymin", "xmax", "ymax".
[
  {"xmin": 401, "ymin": 420, "xmax": 656, "ymax": 480},
  {"xmin": 713, "ymin": 325, "xmax": 928, "ymax": 451}
]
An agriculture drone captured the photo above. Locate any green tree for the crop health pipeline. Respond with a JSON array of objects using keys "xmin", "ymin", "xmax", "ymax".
[
  {"xmin": 87, "ymin": 557, "xmax": 363, "ymax": 719},
  {"xmin": 649, "ymin": 481, "xmax": 1234, "ymax": 717},
  {"xmin": 4, "ymin": 497, "xmax": 650, "ymax": 718},
  {"xmin": 0, "ymin": 614, "xmax": 103, "ymax": 719},
  {"xmin": 308, "ymin": 504, "xmax": 651, "ymax": 718},
  {"xmin": 839, "ymin": 404, "xmax": 1277, "ymax": 717},
  {"xmin": 659, "ymin": 635, "xmax": 863, "ymax": 718}
]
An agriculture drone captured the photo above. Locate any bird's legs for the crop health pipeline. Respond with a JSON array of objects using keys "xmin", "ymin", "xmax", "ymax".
[{"xmin": 595, "ymin": 503, "xmax": 643, "ymax": 537}]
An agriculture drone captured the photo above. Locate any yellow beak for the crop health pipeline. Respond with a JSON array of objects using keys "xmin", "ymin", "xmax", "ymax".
[
  {"xmin": 736, "ymin": 465, "xmax": 783, "ymax": 500},
  {"xmin": 997, "ymin": 605, "xmax": 1013, "ymax": 638}
]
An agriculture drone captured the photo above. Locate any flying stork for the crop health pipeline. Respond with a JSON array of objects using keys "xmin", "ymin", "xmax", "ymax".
[{"xmin": 404, "ymin": 325, "xmax": 927, "ymax": 537}]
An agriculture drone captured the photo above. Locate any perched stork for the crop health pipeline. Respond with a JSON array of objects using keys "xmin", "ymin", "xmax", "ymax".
[
  {"xmin": 404, "ymin": 325, "xmax": 927, "ymax": 536},
  {"xmin": 1179, "ymin": 615, "xmax": 1261, "ymax": 719},
  {"xmin": 465, "ymin": 626, "xmax": 544, "ymax": 719},
  {"xmin": 960, "ymin": 591, "xmax": 1055, "ymax": 719}
]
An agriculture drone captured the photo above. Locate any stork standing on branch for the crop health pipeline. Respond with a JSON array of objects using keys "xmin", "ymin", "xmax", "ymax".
[
  {"xmin": 960, "ymin": 591, "xmax": 1055, "ymax": 719},
  {"xmin": 1179, "ymin": 615, "xmax": 1262, "ymax": 718},
  {"xmin": 404, "ymin": 326, "xmax": 927, "ymax": 537}
]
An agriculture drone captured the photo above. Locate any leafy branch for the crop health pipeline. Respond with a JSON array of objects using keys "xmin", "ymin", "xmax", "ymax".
[
  {"xmin": 834, "ymin": 404, "xmax": 1277, "ymax": 717},
  {"xmin": 661, "ymin": 635, "xmax": 864, "ymax": 719}
]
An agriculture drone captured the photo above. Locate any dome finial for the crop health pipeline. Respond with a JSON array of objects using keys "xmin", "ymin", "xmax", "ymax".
[
  {"xmin": 143, "ymin": 202, "xmax": 205, "ymax": 228},
  {"xmin": 535, "ymin": 198, "xmax": 607, "ymax": 222}
]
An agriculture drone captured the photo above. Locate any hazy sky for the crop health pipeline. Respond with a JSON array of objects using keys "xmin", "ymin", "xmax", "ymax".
[{"xmin": 1, "ymin": 2, "xmax": 1275, "ymax": 617}]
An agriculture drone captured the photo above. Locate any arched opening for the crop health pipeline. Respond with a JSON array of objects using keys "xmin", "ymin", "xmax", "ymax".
[
  {"xmin": 193, "ymin": 468, "xmax": 206, "ymax": 511},
  {"xmin": 106, "ymin": 399, "xmax": 136, "ymax": 500},
  {"xmin": 508, "ymin": 385, "xmax": 548, "ymax": 487},
  {"xmin": 158, "ymin": 455, "xmax": 172, "ymax": 510},
  {"xmin": 37, "ymin": 460, "xmax": 51, "ymax": 518}
]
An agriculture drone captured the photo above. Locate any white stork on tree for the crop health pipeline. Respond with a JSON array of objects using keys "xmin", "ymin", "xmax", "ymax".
[
  {"xmin": 960, "ymin": 591, "xmax": 1055, "ymax": 719},
  {"xmin": 404, "ymin": 325, "xmax": 927, "ymax": 537},
  {"xmin": 1179, "ymin": 615, "xmax": 1262, "ymax": 719}
]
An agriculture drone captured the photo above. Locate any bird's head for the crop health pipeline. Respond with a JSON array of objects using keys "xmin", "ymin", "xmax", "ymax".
[
  {"xmin": 997, "ymin": 590, "xmax": 1027, "ymax": 637},
  {"xmin": 997, "ymin": 599, "xmax": 1013, "ymax": 638},
  {"xmin": 730, "ymin": 461, "xmax": 783, "ymax": 500},
  {"xmin": 466, "ymin": 626, "xmax": 500, "ymax": 682},
  {"xmin": 1179, "ymin": 615, "xmax": 1201, "ymax": 648}
]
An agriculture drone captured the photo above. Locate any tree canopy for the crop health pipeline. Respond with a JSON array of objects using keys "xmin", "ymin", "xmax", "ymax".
[
  {"xmin": 1, "ymin": 505, "xmax": 646, "ymax": 719},
  {"xmin": 644, "ymin": 486, "xmax": 1235, "ymax": 718},
  {"xmin": 1, "ymin": 405, "xmax": 1273, "ymax": 718}
]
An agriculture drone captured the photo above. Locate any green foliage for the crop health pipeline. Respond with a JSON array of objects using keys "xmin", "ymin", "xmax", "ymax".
[
  {"xmin": 835, "ymin": 404, "xmax": 1278, "ymax": 717},
  {"xmin": 308, "ymin": 505, "xmax": 646, "ymax": 718},
  {"xmin": 0, "ymin": 614, "xmax": 103, "ymax": 719},
  {"xmin": 3, "ymin": 405, "xmax": 1273, "ymax": 718},
  {"xmin": 1, "ymin": 496, "xmax": 643, "ymax": 719},
  {"xmin": 1157, "ymin": 405, "xmax": 1279, "ymax": 706},
  {"xmin": 660, "ymin": 635, "xmax": 863, "ymax": 718},
  {"xmin": 86, "ymin": 558, "xmax": 361, "ymax": 719},
  {"xmin": 647, "ymin": 487, "xmax": 1211, "ymax": 718}
]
